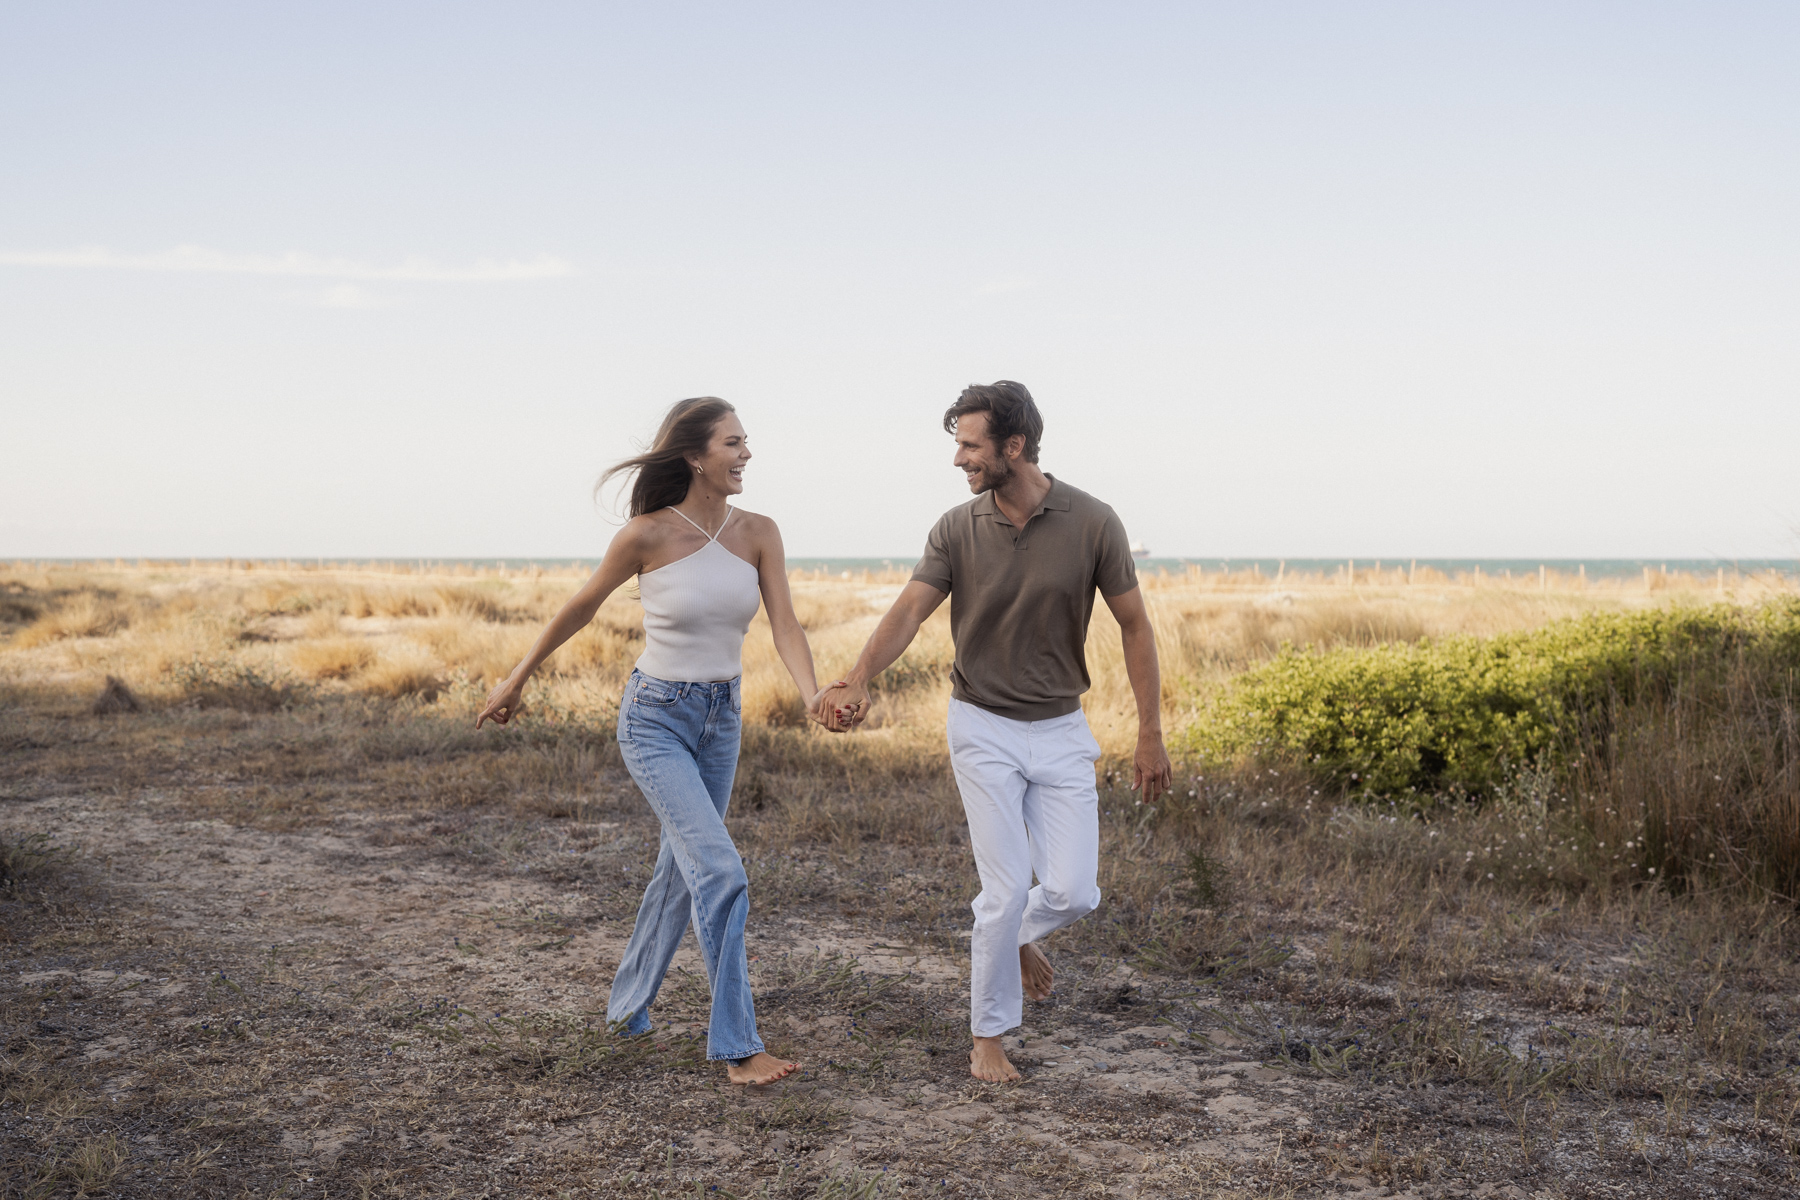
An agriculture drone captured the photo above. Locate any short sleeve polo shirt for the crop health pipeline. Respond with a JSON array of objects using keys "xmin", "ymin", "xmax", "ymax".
[{"xmin": 911, "ymin": 475, "xmax": 1138, "ymax": 721}]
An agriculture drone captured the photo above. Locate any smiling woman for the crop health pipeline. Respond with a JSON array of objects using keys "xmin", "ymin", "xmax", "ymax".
[{"xmin": 473, "ymin": 394, "xmax": 824, "ymax": 1090}]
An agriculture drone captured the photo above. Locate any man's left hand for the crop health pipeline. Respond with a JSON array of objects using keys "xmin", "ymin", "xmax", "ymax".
[{"xmin": 1134, "ymin": 731, "xmax": 1173, "ymax": 806}]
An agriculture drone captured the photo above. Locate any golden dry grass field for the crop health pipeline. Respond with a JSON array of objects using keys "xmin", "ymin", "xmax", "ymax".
[{"xmin": 3, "ymin": 560, "xmax": 1798, "ymax": 1199}]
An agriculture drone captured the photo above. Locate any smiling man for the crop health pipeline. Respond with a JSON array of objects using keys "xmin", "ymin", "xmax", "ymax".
[{"xmin": 812, "ymin": 380, "xmax": 1173, "ymax": 1082}]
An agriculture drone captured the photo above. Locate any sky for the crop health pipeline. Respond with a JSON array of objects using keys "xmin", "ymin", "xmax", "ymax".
[{"xmin": 3, "ymin": 2, "xmax": 1797, "ymax": 560}]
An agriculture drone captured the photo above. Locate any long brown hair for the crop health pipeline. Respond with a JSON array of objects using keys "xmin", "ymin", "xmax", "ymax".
[{"xmin": 597, "ymin": 397, "xmax": 736, "ymax": 517}]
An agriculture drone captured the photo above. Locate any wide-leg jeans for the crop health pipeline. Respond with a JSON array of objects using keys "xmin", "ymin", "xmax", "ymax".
[
  {"xmin": 947, "ymin": 697, "xmax": 1104, "ymax": 1038},
  {"xmin": 606, "ymin": 669, "xmax": 764, "ymax": 1062}
]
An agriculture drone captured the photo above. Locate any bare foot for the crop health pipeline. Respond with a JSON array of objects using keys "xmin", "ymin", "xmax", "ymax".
[
  {"xmin": 726, "ymin": 1051, "xmax": 799, "ymax": 1085},
  {"xmin": 1020, "ymin": 942, "xmax": 1054, "ymax": 1001},
  {"xmin": 970, "ymin": 1035, "xmax": 1022, "ymax": 1082}
]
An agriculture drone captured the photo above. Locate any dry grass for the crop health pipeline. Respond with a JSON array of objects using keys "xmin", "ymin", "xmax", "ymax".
[
  {"xmin": 9, "ymin": 592, "xmax": 134, "ymax": 649},
  {"xmin": 287, "ymin": 637, "xmax": 375, "ymax": 680},
  {"xmin": 2, "ymin": 558, "xmax": 1772, "ymax": 743},
  {"xmin": 1571, "ymin": 655, "xmax": 1800, "ymax": 898},
  {"xmin": 2, "ymin": 559, "xmax": 1798, "ymax": 1196}
]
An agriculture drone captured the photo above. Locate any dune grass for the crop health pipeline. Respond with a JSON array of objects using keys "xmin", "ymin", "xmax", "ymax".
[{"xmin": 3, "ymin": 558, "xmax": 1792, "ymax": 888}]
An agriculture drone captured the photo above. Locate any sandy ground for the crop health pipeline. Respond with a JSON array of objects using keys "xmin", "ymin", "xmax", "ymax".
[{"xmin": 0, "ymin": 782, "xmax": 1600, "ymax": 1200}]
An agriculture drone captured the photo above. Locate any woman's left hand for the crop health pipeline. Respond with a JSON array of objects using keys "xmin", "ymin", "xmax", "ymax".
[{"xmin": 807, "ymin": 681, "xmax": 849, "ymax": 731}]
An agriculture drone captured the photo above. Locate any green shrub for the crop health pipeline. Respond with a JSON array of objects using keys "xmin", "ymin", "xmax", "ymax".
[{"xmin": 1185, "ymin": 601, "xmax": 1800, "ymax": 805}]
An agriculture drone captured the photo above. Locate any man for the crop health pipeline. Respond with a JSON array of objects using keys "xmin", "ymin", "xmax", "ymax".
[{"xmin": 812, "ymin": 381, "xmax": 1172, "ymax": 1082}]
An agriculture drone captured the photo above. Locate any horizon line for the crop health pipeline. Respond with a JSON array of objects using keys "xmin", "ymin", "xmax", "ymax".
[{"xmin": 9, "ymin": 554, "xmax": 1797, "ymax": 566}]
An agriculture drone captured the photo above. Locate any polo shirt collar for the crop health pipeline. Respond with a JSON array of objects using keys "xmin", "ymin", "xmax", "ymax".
[{"xmin": 975, "ymin": 474, "xmax": 1070, "ymax": 527}]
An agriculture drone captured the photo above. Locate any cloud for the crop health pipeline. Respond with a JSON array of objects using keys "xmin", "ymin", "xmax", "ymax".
[
  {"xmin": 0, "ymin": 244, "xmax": 574, "ymax": 282},
  {"xmin": 973, "ymin": 277, "xmax": 1038, "ymax": 296},
  {"xmin": 312, "ymin": 284, "xmax": 392, "ymax": 310}
]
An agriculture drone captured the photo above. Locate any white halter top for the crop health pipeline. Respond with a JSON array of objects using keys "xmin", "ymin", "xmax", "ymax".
[{"xmin": 634, "ymin": 507, "xmax": 763, "ymax": 683}]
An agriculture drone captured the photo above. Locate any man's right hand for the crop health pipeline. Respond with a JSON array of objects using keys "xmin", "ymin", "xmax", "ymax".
[
  {"xmin": 807, "ymin": 581, "xmax": 944, "ymax": 735},
  {"xmin": 809, "ymin": 679, "xmax": 871, "ymax": 732}
]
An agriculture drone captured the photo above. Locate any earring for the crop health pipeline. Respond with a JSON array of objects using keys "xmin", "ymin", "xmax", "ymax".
[{"xmin": 697, "ymin": 465, "xmax": 704, "ymax": 474}]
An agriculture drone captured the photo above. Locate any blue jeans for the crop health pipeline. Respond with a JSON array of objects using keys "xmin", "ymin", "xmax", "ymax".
[{"xmin": 606, "ymin": 669, "xmax": 764, "ymax": 1062}]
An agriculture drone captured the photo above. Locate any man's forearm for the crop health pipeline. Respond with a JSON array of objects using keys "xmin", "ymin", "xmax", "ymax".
[
  {"xmin": 1121, "ymin": 623, "xmax": 1163, "ymax": 737},
  {"xmin": 845, "ymin": 608, "xmax": 923, "ymax": 688}
]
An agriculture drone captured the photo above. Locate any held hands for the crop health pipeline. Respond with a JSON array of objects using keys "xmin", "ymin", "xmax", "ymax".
[
  {"xmin": 1134, "ymin": 730, "xmax": 1174, "ymax": 807},
  {"xmin": 476, "ymin": 673, "xmax": 526, "ymax": 729},
  {"xmin": 808, "ymin": 679, "xmax": 870, "ymax": 734}
]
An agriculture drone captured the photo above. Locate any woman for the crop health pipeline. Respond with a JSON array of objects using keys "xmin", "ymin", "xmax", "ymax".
[{"xmin": 476, "ymin": 396, "xmax": 816, "ymax": 1085}]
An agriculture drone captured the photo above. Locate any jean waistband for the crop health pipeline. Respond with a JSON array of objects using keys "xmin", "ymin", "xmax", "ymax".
[{"xmin": 630, "ymin": 668, "xmax": 739, "ymax": 697}]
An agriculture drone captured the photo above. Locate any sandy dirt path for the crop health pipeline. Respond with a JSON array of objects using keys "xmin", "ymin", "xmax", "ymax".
[{"xmin": 0, "ymin": 786, "xmax": 1564, "ymax": 1199}]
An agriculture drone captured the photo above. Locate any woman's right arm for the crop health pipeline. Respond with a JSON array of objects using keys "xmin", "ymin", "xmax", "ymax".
[{"xmin": 476, "ymin": 520, "xmax": 652, "ymax": 728}]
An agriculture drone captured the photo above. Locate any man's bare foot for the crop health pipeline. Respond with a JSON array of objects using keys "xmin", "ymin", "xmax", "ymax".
[
  {"xmin": 970, "ymin": 1035, "xmax": 1022, "ymax": 1082},
  {"xmin": 726, "ymin": 1051, "xmax": 799, "ymax": 1085},
  {"xmin": 1020, "ymin": 942, "xmax": 1054, "ymax": 1001}
]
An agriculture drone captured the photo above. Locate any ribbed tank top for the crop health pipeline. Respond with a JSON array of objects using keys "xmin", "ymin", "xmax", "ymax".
[{"xmin": 634, "ymin": 507, "xmax": 763, "ymax": 683}]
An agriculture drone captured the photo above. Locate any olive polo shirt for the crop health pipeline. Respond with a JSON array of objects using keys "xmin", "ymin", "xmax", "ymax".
[{"xmin": 910, "ymin": 475, "xmax": 1139, "ymax": 722}]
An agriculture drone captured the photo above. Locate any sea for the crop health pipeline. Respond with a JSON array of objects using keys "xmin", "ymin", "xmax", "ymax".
[
  {"xmin": 788, "ymin": 557, "xmax": 1800, "ymax": 581},
  {"xmin": 32, "ymin": 556, "xmax": 1796, "ymax": 581}
]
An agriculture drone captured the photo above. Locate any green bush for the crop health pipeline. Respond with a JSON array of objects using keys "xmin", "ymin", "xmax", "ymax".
[{"xmin": 1185, "ymin": 600, "xmax": 1800, "ymax": 804}]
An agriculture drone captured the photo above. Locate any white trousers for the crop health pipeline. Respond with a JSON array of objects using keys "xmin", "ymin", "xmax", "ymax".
[{"xmin": 947, "ymin": 697, "xmax": 1103, "ymax": 1037}]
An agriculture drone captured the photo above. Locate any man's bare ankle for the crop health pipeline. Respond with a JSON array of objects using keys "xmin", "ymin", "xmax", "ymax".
[
  {"xmin": 969, "ymin": 1035, "xmax": 1021, "ymax": 1082},
  {"xmin": 1020, "ymin": 942, "xmax": 1055, "ymax": 1001}
]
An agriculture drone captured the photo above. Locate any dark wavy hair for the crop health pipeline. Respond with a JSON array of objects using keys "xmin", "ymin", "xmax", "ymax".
[
  {"xmin": 942, "ymin": 380, "xmax": 1043, "ymax": 463},
  {"xmin": 597, "ymin": 397, "xmax": 736, "ymax": 517}
]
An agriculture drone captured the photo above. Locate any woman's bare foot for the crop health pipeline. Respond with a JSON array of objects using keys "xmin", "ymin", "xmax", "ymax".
[
  {"xmin": 970, "ymin": 1036, "xmax": 1022, "ymax": 1082},
  {"xmin": 1020, "ymin": 942, "xmax": 1055, "ymax": 1001},
  {"xmin": 726, "ymin": 1052, "xmax": 799, "ymax": 1085}
]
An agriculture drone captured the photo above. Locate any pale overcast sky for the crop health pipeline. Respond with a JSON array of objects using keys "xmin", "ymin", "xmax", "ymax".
[{"xmin": 3, "ymin": 3, "xmax": 1797, "ymax": 560}]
